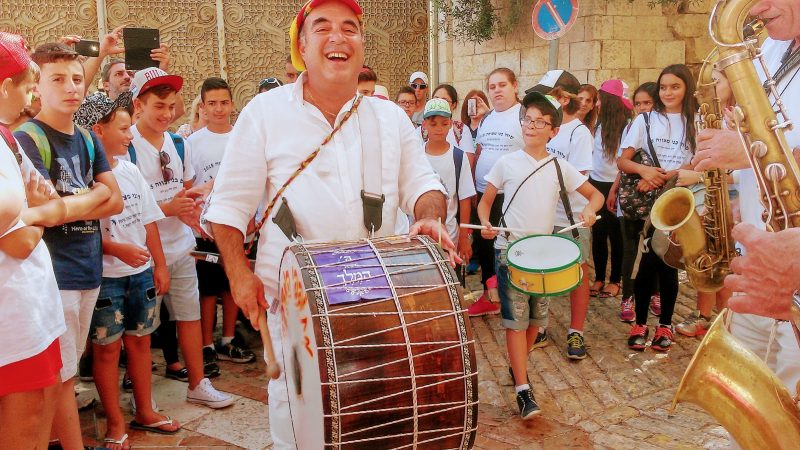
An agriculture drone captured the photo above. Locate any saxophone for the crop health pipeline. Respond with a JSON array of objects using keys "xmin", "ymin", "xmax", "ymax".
[
  {"xmin": 670, "ymin": 1, "xmax": 800, "ymax": 448},
  {"xmin": 649, "ymin": 48, "xmax": 737, "ymax": 293}
]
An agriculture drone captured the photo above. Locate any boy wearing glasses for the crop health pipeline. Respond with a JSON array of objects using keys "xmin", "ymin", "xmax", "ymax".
[
  {"xmin": 408, "ymin": 71, "xmax": 428, "ymax": 126},
  {"xmin": 129, "ymin": 67, "xmax": 233, "ymax": 409},
  {"xmin": 477, "ymin": 92, "xmax": 602, "ymax": 420}
]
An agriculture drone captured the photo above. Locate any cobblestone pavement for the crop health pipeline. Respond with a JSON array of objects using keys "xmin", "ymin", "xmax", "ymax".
[{"xmin": 79, "ymin": 271, "xmax": 730, "ymax": 449}]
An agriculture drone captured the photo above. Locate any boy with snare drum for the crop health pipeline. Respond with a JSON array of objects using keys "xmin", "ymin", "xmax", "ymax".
[{"xmin": 478, "ymin": 92, "xmax": 603, "ymax": 419}]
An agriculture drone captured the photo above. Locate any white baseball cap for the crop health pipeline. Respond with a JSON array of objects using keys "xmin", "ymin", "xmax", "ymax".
[
  {"xmin": 408, "ymin": 71, "xmax": 429, "ymax": 86},
  {"xmin": 130, "ymin": 67, "xmax": 183, "ymax": 99}
]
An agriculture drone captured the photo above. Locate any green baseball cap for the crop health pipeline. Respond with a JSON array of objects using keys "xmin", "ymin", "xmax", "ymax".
[{"xmin": 423, "ymin": 98, "xmax": 452, "ymax": 119}]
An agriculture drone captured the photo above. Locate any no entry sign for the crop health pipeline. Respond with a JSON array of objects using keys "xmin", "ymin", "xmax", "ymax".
[{"xmin": 532, "ymin": 0, "xmax": 579, "ymax": 40}]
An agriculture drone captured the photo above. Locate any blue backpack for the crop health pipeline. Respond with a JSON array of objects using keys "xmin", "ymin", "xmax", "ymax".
[
  {"xmin": 16, "ymin": 121, "xmax": 95, "ymax": 171},
  {"xmin": 127, "ymin": 132, "xmax": 185, "ymax": 165}
]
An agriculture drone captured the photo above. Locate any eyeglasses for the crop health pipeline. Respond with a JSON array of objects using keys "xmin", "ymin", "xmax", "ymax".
[
  {"xmin": 520, "ymin": 117, "xmax": 553, "ymax": 129},
  {"xmin": 410, "ymin": 83, "xmax": 428, "ymax": 90},
  {"xmin": 159, "ymin": 151, "xmax": 173, "ymax": 182},
  {"xmin": 397, "ymin": 100, "xmax": 415, "ymax": 106}
]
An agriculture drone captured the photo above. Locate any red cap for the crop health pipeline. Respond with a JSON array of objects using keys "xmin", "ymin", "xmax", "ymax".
[
  {"xmin": 600, "ymin": 79, "xmax": 633, "ymax": 111},
  {"xmin": 0, "ymin": 34, "xmax": 32, "ymax": 80},
  {"xmin": 289, "ymin": 0, "xmax": 363, "ymax": 72}
]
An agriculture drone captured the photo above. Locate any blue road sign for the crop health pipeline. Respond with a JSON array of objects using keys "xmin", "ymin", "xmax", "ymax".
[{"xmin": 532, "ymin": 0, "xmax": 579, "ymax": 40}]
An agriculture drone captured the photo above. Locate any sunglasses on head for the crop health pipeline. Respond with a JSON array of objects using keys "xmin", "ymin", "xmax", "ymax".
[
  {"xmin": 159, "ymin": 151, "xmax": 173, "ymax": 182},
  {"xmin": 410, "ymin": 83, "xmax": 427, "ymax": 90}
]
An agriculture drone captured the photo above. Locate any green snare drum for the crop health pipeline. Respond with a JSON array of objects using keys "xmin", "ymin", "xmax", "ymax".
[{"xmin": 506, "ymin": 234, "xmax": 583, "ymax": 296}]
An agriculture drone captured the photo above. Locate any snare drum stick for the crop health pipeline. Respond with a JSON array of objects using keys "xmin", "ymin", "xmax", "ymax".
[
  {"xmin": 257, "ymin": 313, "xmax": 281, "ymax": 379},
  {"xmin": 460, "ymin": 216, "xmax": 601, "ymax": 236}
]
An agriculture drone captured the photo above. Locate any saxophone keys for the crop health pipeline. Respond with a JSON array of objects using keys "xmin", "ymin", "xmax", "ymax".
[
  {"xmin": 750, "ymin": 141, "xmax": 768, "ymax": 158},
  {"xmin": 765, "ymin": 163, "xmax": 787, "ymax": 181}
]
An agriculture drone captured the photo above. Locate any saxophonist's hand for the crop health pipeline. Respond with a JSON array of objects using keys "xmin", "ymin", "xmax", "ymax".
[
  {"xmin": 725, "ymin": 223, "xmax": 800, "ymax": 320},
  {"xmin": 693, "ymin": 129, "xmax": 750, "ymax": 171}
]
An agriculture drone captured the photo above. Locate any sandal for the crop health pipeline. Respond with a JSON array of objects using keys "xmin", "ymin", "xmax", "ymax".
[
  {"xmin": 599, "ymin": 282, "xmax": 621, "ymax": 299},
  {"xmin": 103, "ymin": 433, "xmax": 130, "ymax": 450},
  {"xmin": 589, "ymin": 281, "xmax": 604, "ymax": 297},
  {"xmin": 129, "ymin": 416, "xmax": 181, "ymax": 435}
]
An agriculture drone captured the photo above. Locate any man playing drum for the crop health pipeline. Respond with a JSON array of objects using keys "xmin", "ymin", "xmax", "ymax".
[{"xmin": 203, "ymin": 0, "xmax": 451, "ymax": 447}]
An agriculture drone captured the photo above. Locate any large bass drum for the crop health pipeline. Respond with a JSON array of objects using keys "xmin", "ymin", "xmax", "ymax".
[{"xmin": 278, "ymin": 235, "xmax": 478, "ymax": 449}]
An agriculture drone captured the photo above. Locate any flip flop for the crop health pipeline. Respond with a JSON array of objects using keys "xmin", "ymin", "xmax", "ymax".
[
  {"xmin": 129, "ymin": 416, "xmax": 181, "ymax": 435},
  {"xmin": 589, "ymin": 281, "xmax": 604, "ymax": 297},
  {"xmin": 599, "ymin": 282, "xmax": 621, "ymax": 299},
  {"xmin": 103, "ymin": 433, "xmax": 130, "ymax": 450}
]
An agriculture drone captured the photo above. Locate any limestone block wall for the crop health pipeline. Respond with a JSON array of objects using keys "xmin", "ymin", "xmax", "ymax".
[{"xmin": 439, "ymin": 0, "xmax": 715, "ymax": 107}]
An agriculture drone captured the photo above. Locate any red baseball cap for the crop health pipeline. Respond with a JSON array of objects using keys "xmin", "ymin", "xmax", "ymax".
[
  {"xmin": 600, "ymin": 79, "xmax": 633, "ymax": 110},
  {"xmin": 289, "ymin": 0, "xmax": 364, "ymax": 72},
  {"xmin": 0, "ymin": 34, "xmax": 32, "ymax": 80},
  {"xmin": 130, "ymin": 67, "xmax": 183, "ymax": 99}
]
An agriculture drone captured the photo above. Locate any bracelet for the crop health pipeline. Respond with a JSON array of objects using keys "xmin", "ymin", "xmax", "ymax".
[{"xmin": 792, "ymin": 291, "xmax": 800, "ymax": 327}]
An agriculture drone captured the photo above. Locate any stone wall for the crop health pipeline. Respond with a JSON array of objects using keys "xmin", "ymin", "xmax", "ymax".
[{"xmin": 438, "ymin": 0, "xmax": 716, "ymax": 104}]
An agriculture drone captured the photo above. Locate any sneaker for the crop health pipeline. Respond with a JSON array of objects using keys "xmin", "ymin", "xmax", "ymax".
[
  {"xmin": 619, "ymin": 297, "xmax": 635, "ymax": 323},
  {"xmin": 515, "ymin": 388, "xmax": 541, "ymax": 420},
  {"xmin": 203, "ymin": 347, "xmax": 221, "ymax": 378},
  {"xmin": 78, "ymin": 355, "xmax": 93, "ymax": 382},
  {"xmin": 466, "ymin": 260, "xmax": 479, "ymax": 275},
  {"xmin": 566, "ymin": 332, "xmax": 587, "ymax": 360},
  {"xmin": 651, "ymin": 325, "xmax": 675, "ymax": 351},
  {"xmin": 529, "ymin": 330, "xmax": 548, "ymax": 351},
  {"xmin": 628, "ymin": 324, "xmax": 649, "ymax": 350},
  {"xmin": 187, "ymin": 378, "xmax": 235, "ymax": 409},
  {"xmin": 676, "ymin": 312, "xmax": 711, "ymax": 338},
  {"xmin": 216, "ymin": 341, "xmax": 256, "ymax": 364},
  {"xmin": 467, "ymin": 293, "xmax": 500, "ymax": 317},
  {"xmin": 165, "ymin": 366, "xmax": 189, "ymax": 382},
  {"xmin": 121, "ymin": 375, "xmax": 133, "ymax": 392},
  {"xmin": 649, "ymin": 294, "xmax": 662, "ymax": 316}
]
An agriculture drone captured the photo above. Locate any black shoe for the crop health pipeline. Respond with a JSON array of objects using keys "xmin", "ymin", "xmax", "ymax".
[
  {"xmin": 121, "ymin": 375, "xmax": 133, "ymax": 392},
  {"xmin": 215, "ymin": 341, "xmax": 256, "ymax": 364},
  {"xmin": 516, "ymin": 388, "xmax": 541, "ymax": 420},
  {"xmin": 203, "ymin": 347, "xmax": 221, "ymax": 378},
  {"xmin": 165, "ymin": 366, "xmax": 189, "ymax": 382},
  {"xmin": 78, "ymin": 355, "xmax": 93, "ymax": 382},
  {"xmin": 566, "ymin": 332, "xmax": 587, "ymax": 360}
]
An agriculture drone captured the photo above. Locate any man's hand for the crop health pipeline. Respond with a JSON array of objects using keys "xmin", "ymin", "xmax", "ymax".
[
  {"xmin": 115, "ymin": 243, "xmax": 151, "ymax": 268},
  {"xmin": 58, "ymin": 35, "xmax": 81, "ymax": 46},
  {"xmin": 410, "ymin": 218, "xmax": 461, "ymax": 267},
  {"xmin": 230, "ymin": 272, "xmax": 268, "ymax": 330},
  {"xmin": 162, "ymin": 189, "xmax": 195, "ymax": 217},
  {"xmin": 153, "ymin": 264, "xmax": 170, "ymax": 295},
  {"xmin": 151, "ymin": 44, "xmax": 170, "ymax": 72},
  {"xmin": 25, "ymin": 175, "xmax": 52, "ymax": 208},
  {"xmin": 457, "ymin": 232, "xmax": 472, "ymax": 262},
  {"xmin": 692, "ymin": 128, "xmax": 750, "ymax": 171},
  {"xmin": 99, "ymin": 26, "xmax": 125, "ymax": 57},
  {"xmin": 724, "ymin": 223, "xmax": 800, "ymax": 320}
]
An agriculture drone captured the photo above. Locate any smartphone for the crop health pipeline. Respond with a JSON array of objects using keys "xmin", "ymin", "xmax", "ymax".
[
  {"xmin": 75, "ymin": 39, "xmax": 100, "ymax": 57},
  {"xmin": 123, "ymin": 27, "xmax": 160, "ymax": 71},
  {"xmin": 467, "ymin": 98, "xmax": 477, "ymax": 117}
]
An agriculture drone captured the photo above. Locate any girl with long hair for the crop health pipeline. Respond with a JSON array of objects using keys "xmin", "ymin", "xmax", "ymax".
[{"xmin": 576, "ymin": 84, "xmax": 599, "ymax": 132}]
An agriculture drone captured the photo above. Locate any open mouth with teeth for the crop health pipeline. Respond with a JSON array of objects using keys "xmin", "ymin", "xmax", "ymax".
[{"xmin": 326, "ymin": 52, "xmax": 349, "ymax": 61}]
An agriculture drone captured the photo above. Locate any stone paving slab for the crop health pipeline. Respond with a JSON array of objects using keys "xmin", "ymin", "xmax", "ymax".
[{"xmin": 79, "ymin": 269, "xmax": 730, "ymax": 449}]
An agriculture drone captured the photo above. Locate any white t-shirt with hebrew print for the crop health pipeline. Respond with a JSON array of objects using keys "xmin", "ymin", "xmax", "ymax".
[
  {"xmin": 100, "ymin": 160, "xmax": 165, "ymax": 278},
  {"xmin": 547, "ymin": 118, "xmax": 594, "ymax": 227},
  {"xmin": 186, "ymin": 127, "xmax": 229, "ymax": 185},
  {"xmin": 130, "ymin": 125, "xmax": 196, "ymax": 265},
  {"xmin": 620, "ymin": 111, "xmax": 693, "ymax": 171},
  {"xmin": 426, "ymin": 145, "xmax": 477, "ymax": 241},
  {"xmin": 484, "ymin": 150, "xmax": 586, "ymax": 250},
  {"xmin": 474, "ymin": 103, "xmax": 524, "ymax": 193}
]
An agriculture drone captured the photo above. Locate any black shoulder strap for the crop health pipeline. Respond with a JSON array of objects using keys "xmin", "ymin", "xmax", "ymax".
[
  {"xmin": 553, "ymin": 158, "xmax": 580, "ymax": 239},
  {"xmin": 0, "ymin": 124, "xmax": 22, "ymax": 166},
  {"xmin": 498, "ymin": 156, "xmax": 556, "ymax": 231},
  {"xmin": 643, "ymin": 112, "xmax": 661, "ymax": 168},
  {"xmin": 569, "ymin": 122, "xmax": 587, "ymax": 143},
  {"xmin": 453, "ymin": 146, "xmax": 464, "ymax": 226}
]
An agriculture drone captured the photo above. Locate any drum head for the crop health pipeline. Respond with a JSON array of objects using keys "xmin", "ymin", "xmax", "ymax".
[{"xmin": 507, "ymin": 234, "xmax": 581, "ymax": 272}]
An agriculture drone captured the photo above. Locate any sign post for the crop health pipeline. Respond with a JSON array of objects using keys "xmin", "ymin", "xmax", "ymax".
[{"xmin": 532, "ymin": 0, "xmax": 579, "ymax": 70}]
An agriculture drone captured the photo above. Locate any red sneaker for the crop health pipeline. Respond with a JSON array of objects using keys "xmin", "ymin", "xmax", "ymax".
[
  {"xmin": 627, "ymin": 324, "xmax": 649, "ymax": 351},
  {"xmin": 649, "ymin": 294, "xmax": 662, "ymax": 316},
  {"xmin": 651, "ymin": 326, "xmax": 674, "ymax": 352},
  {"xmin": 467, "ymin": 293, "xmax": 500, "ymax": 317},
  {"xmin": 619, "ymin": 297, "xmax": 635, "ymax": 323}
]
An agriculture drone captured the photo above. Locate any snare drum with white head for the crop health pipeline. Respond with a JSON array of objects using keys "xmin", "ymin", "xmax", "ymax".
[{"xmin": 506, "ymin": 234, "xmax": 583, "ymax": 296}]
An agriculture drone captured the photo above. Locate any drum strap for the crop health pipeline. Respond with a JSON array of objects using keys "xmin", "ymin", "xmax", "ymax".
[
  {"xmin": 359, "ymin": 99, "xmax": 385, "ymax": 234},
  {"xmin": 553, "ymin": 158, "xmax": 580, "ymax": 239},
  {"xmin": 497, "ymin": 156, "xmax": 557, "ymax": 238}
]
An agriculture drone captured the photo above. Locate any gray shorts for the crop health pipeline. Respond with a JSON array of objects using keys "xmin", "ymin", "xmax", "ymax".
[
  {"xmin": 160, "ymin": 253, "xmax": 201, "ymax": 321},
  {"xmin": 495, "ymin": 249, "xmax": 550, "ymax": 330},
  {"xmin": 553, "ymin": 226, "xmax": 590, "ymax": 264}
]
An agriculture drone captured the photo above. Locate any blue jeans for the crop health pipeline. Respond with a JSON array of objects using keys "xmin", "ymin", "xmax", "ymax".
[
  {"xmin": 495, "ymin": 249, "xmax": 550, "ymax": 331},
  {"xmin": 91, "ymin": 268, "xmax": 159, "ymax": 345}
]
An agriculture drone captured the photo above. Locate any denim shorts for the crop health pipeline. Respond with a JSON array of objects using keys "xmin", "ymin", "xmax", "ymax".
[
  {"xmin": 91, "ymin": 268, "xmax": 160, "ymax": 345},
  {"xmin": 495, "ymin": 249, "xmax": 550, "ymax": 331}
]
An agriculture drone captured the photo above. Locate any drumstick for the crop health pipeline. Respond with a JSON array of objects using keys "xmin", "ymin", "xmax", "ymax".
[
  {"xmin": 257, "ymin": 312, "xmax": 281, "ymax": 380},
  {"xmin": 460, "ymin": 216, "xmax": 601, "ymax": 236}
]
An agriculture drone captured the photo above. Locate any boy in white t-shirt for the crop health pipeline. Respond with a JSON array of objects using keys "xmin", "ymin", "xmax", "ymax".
[
  {"xmin": 187, "ymin": 77, "xmax": 256, "ymax": 372},
  {"xmin": 478, "ymin": 92, "xmax": 603, "ymax": 420},
  {"xmin": 128, "ymin": 67, "xmax": 233, "ymax": 409},
  {"xmin": 421, "ymin": 98, "xmax": 476, "ymax": 277},
  {"xmin": 0, "ymin": 36, "xmax": 67, "ymax": 450}
]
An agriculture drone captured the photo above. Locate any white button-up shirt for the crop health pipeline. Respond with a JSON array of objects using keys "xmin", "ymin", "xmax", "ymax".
[{"xmin": 204, "ymin": 73, "xmax": 444, "ymax": 300}]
